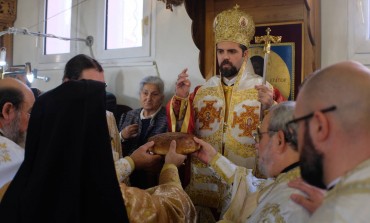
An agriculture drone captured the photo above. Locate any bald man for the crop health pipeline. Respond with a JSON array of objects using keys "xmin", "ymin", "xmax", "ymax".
[
  {"xmin": 0, "ymin": 78, "xmax": 35, "ymax": 198},
  {"xmin": 288, "ymin": 61, "xmax": 370, "ymax": 222}
]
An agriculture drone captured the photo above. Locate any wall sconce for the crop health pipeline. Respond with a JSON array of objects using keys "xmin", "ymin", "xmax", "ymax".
[
  {"xmin": 2, "ymin": 62, "xmax": 50, "ymax": 83},
  {"xmin": 25, "ymin": 62, "xmax": 50, "ymax": 83},
  {"xmin": 0, "ymin": 47, "xmax": 6, "ymax": 66}
]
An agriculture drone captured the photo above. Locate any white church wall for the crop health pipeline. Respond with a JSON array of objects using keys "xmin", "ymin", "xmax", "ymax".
[
  {"xmin": 13, "ymin": 0, "xmax": 203, "ymax": 109},
  {"xmin": 13, "ymin": 0, "xmax": 352, "ymax": 108},
  {"xmin": 321, "ymin": 0, "xmax": 349, "ymax": 67}
]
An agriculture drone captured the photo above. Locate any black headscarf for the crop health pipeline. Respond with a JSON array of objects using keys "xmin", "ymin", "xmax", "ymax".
[{"xmin": 0, "ymin": 80, "xmax": 129, "ymax": 223}]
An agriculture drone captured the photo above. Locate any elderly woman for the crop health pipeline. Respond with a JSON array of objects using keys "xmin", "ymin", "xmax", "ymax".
[{"xmin": 119, "ymin": 76, "xmax": 168, "ymax": 189}]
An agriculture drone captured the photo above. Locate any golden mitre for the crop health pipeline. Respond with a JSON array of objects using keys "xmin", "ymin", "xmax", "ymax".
[{"xmin": 213, "ymin": 4, "xmax": 255, "ymax": 47}]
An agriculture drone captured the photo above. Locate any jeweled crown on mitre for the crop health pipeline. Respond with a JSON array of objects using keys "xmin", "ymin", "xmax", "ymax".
[{"xmin": 213, "ymin": 4, "xmax": 255, "ymax": 47}]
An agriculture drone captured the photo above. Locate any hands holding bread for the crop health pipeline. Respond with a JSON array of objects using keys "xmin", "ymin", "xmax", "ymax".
[
  {"xmin": 146, "ymin": 132, "xmax": 218, "ymax": 166},
  {"xmin": 129, "ymin": 141, "xmax": 162, "ymax": 170},
  {"xmin": 165, "ymin": 140, "xmax": 187, "ymax": 167},
  {"xmin": 129, "ymin": 137, "xmax": 188, "ymax": 170},
  {"xmin": 192, "ymin": 137, "xmax": 217, "ymax": 165},
  {"xmin": 130, "ymin": 132, "xmax": 219, "ymax": 171}
]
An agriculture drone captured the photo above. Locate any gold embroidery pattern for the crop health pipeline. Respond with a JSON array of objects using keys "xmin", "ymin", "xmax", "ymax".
[
  {"xmin": 212, "ymin": 155, "xmax": 235, "ymax": 184},
  {"xmin": 258, "ymin": 167, "xmax": 300, "ymax": 204},
  {"xmin": 186, "ymin": 158, "xmax": 229, "ymax": 209},
  {"xmin": 225, "ymin": 83, "xmax": 260, "ymax": 160},
  {"xmin": 225, "ymin": 134, "xmax": 256, "ymax": 158},
  {"xmin": 326, "ymin": 159, "xmax": 370, "ymax": 200},
  {"xmin": 195, "ymin": 100, "xmax": 222, "ymax": 130},
  {"xmin": 200, "ymin": 130, "xmax": 223, "ymax": 153},
  {"xmin": 232, "ymin": 105, "xmax": 260, "ymax": 137},
  {"xmin": 194, "ymin": 85, "xmax": 225, "ymax": 105},
  {"xmin": 159, "ymin": 165, "xmax": 181, "ymax": 187},
  {"xmin": 0, "ymin": 142, "xmax": 11, "ymax": 163},
  {"xmin": 186, "ymin": 189, "xmax": 223, "ymax": 209},
  {"xmin": 327, "ymin": 179, "xmax": 370, "ymax": 200},
  {"xmin": 115, "ymin": 158, "xmax": 132, "ymax": 183},
  {"xmin": 256, "ymin": 203, "xmax": 286, "ymax": 223},
  {"xmin": 213, "ymin": 5, "xmax": 255, "ymax": 47}
]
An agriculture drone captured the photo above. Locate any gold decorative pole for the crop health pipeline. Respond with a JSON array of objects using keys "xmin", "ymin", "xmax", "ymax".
[{"xmin": 254, "ymin": 28, "xmax": 282, "ymax": 85}]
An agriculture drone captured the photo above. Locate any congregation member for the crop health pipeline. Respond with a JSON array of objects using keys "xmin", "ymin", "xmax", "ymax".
[
  {"xmin": 167, "ymin": 5, "xmax": 276, "ymax": 220},
  {"xmin": 0, "ymin": 79, "xmax": 196, "ymax": 222},
  {"xmin": 287, "ymin": 60, "xmax": 370, "ymax": 222},
  {"xmin": 62, "ymin": 54, "xmax": 163, "ymax": 184},
  {"xmin": 119, "ymin": 76, "xmax": 168, "ymax": 189},
  {"xmin": 193, "ymin": 101, "xmax": 309, "ymax": 222},
  {"xmin": 0, "ymin": 78, "xmax": 34, "ymax": 200},
  {"xmin": 62, "ymin": 54, "xmax": 122, "ymax": 159}
]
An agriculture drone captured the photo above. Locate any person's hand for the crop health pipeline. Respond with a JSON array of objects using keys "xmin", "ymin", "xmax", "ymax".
[
  {"xmin": 175, "ymin": 68, "xmax": 191, "ymax": 98},
  {"xmin": 288, "ymin": 178, "xmax": 326, "ymax": 215},
  {"xmin": 192, "ymin": 137, "xmax": 217, "ymax": 165},
  {"xmin": 130, "ymin": 141, "xmax": 162, "ymax": 170},
  {"xmin": 255, "ymin": 84, "xmax": 274, "ymax": 111},
  {"xmin": 165, "ymin": 140, "xmax": 187, "ymax": 167},
  {"xmin": 121, "ymin": 124, "xmax": 139, "ymax": 139}
]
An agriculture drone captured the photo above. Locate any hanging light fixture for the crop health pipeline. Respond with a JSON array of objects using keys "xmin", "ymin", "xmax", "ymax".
[
  {"xmin": 0, "ymin": 47, "xmax": 6, "ymax": 66},
  {"xmin": 25, "ymin": 62, "xmax": 34, "ymax": 83},
  {"xmin": 2, "ymin": 62, "xmax": 49, "ymax": 83}
]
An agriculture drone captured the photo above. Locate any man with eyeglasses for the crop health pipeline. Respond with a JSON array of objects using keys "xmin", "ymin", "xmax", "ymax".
[
  {"xmin": 291, "ymin": 60, "xmax": 370, "ymax": 222},
  {"xmin": 0, "ymin": 78, "xmax": 35, "ymax": 200},
  {"xmin": 192, "ymin": 101, "xmax": 310, "ymax": 222}
]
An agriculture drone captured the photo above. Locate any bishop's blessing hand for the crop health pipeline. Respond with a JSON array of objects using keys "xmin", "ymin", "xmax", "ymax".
[{"xmin": 175, "ymin": 68, "xmax": 191, "ymax": 98}]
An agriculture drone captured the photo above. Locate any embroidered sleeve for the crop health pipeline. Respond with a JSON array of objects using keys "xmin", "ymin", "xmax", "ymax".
[
  {"xmin": 158, "ymin": 164, "xmax": 182, "ymax": 189},
  {"xmin": 106, "ymin": 111, "xmax": 123, "ymax": 158},
  {"xmin": 115, "ymin": 156, "xmax": 135, "ymax": 182},
  {"xmin": 210, "ymin": 153, "xmax": 237, "ymax": 184},
  {"xmin": 120, "ymin": 179, "xmax": 196, "ymax": 222}
]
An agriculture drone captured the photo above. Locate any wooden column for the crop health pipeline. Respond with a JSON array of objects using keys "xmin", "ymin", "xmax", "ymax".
[{"xmin": 0, "ymin": 0, "xmax": 17, "ymax": 67}]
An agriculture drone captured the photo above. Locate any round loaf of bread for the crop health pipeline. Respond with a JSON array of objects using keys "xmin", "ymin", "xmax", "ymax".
[{"xmin": 148, "ymin": 132, "xmax": 200, "ymax": 155}]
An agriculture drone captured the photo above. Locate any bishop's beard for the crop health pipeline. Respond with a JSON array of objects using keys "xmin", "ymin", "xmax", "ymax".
[{"xmin": 219, "ymin": 60, "xmax": 238, "ymax": 78}]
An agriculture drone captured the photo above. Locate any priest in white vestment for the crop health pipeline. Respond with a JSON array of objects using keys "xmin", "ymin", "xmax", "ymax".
[
  {"xmin": 292, "ymin": 61, "xmax": 370, "ymax": 222},
  {"xmin": 0, "ymin": 78, "xmax": 35, "ymax": 200},
  {"xmin": 193, "ymin": 101, "xmax": 310, "ymax": 222}
]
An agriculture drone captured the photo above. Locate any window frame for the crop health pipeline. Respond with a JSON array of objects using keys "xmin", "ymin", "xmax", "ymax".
[
  {"xmin": 37, "ymin": 0, "xmax": 78, "ymax": 67},
  {"xmin": 36, "ymin": 0, "xmax": 155, "ymax": 70},
  {"xmin": 348, "ymin": 0, "xmax": 370, "ymax": 64},
  {"xmin": 95, "ymin": 0, "xmax": 156, "ymax": 65}
]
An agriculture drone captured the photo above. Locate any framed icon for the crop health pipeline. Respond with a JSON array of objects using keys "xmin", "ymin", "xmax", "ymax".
[{"xmin": 251, "ymin": 22, "xmax": 303, "ymax": 100}]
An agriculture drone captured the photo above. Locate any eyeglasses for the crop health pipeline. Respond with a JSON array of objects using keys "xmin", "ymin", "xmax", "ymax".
[
  {"xmin": 286, "ymin": 105, "xmax": 337, "ymax": 130},
  {"xmin": 252, "ymin": 127, "xmax": 277, "ymax": 143}
]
